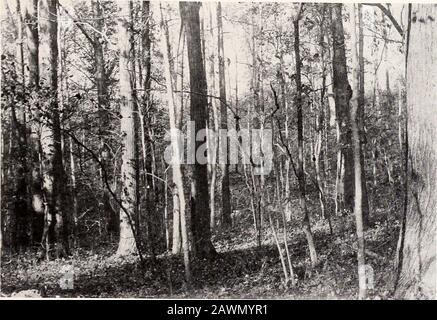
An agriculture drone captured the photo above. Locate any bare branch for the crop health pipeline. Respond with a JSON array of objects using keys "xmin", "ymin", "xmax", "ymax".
[
  {"xmin": 58, "ymin": 2, "xmax": 95, "ymax": 45},
  {"xmin": 365, "ymin": 3, "xmax": 404, "ymax": 37}
]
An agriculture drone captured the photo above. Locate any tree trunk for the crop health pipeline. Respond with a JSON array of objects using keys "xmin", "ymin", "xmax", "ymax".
[
  {"xmin": 68, "ymin": 136, "xmax": 78, "ymax": 245},
  {"xmin": 217, "ymin": 2, "xmax": 232, "ymax": 227},
  {"xmin": 140, "ymin": 1, "xmax": 157, "ymax": 257},
  {"xmin": 395, "ymin": 4, "xmax": 437, "ymax": 299},
  {"xmin": 91, "ymin": 0, "xmax": 116, "ymax": 241},
  {"xmin": 294, "ymin": 13, "xmax": 318, "ymax": 267},
  {"xmin": 39, "ymin": 0, "xmax": 69, "ymax": 258},
  {"xmin": 116, "ymin": 0, "xmax": 137, "ymax": 256},
  {"xmin": 160, "ymin": 4, "xmax": 191, "ymax": 283},
  {"xmin": 180, "ymin": 2, "xmax": 216, "ymax": 259},
  {"xmin": 208, "ymin": 4, "xmax": 219, "ymax": 230},
  {"xmin": 315, "ymin": 7, "xmax": 330, "ymax": 230},
  {"xmin": 347, "ymin": 3, "xmax": 367, "ymax": 299},
  {"xmin": 11, "ymin": 0, "xmax": 31, "ymax": 251},
  {"xmin": 277, "ymin": 56, "xmax": 292, "ymax": 222},
  {"xmin": 24, "ymin": 0, "xmax": 44, "ymax": 247},
  {"xmin": 330, "ymin": 3, "xmax": 354, "ymax": 214},
  {"xmin": 357, "ymin": 4, "xmax": 370, "ymax": 228}
]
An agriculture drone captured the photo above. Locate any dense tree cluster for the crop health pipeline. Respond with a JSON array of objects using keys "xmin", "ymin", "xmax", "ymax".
[{"xmin": 0, "ymin": 1, "xmax": 435, "ymax": 299}]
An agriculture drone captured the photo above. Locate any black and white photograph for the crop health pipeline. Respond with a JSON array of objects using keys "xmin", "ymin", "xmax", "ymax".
[{"xmin": 0, "ymin": 0, "xmax": 435, "ymax": 304}]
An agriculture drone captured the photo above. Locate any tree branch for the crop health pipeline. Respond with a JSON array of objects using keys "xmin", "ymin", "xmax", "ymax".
[
  {"xmin": 58, "ymin": 2, "xmax": 95, "ymax": 45},
  {"xmin": 365, "ymin": 3, "xmax": 404, "ymax": 37}
]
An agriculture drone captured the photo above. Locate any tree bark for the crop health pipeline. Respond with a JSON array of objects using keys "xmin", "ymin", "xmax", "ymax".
[
  {"xmin": 116, "ymin": 0, "xmax": 137, "ymax": 256},
  {"xmin": 294, "ymin": 12, "xmax": 318, "ymax": 267},
  {"xmin": 208, "ymin": 3, "xmax": 219, "ymax": 230},
  {"xmin": 90, "ymin": 0, "xmax": 117, "ymax": 240},
  {"xmin": 395, "ymin": 4, "xmax": 437, "ymax": 299},
  {"xmin": 24, "ymin": 0, "xmax": 45, "ymax": 247},
  {"xmin": 180, "ymin": 2, "xmax": 216, "ymax": 259},
  {"xmin": 10, "ymin": 0, "xmax": 31, "ymax": 251},
  {"xmin": 357, "ymin": 4, "xmax": 370, "ymax": 228},
  {"xmin": 217, "ymin": 2, "xmax": 231, "ymax": 227},
  {"xmin": 160, "ymin": 4, "xmax": 191, "ymax": 283},
  {"xmin": 330, "ymin": 3, "xmax": 354, "ymax": 214},
  {"xmin": 347, "ymin": 3, "xmax": 367, "ymax": 299},
  {"xmin": 39, "ymin": 0, "xmax": 69, "ymax": 258}
]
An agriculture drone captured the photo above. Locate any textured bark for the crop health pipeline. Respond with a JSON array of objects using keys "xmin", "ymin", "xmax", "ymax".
[
  {"xmin": 330, "ymin": 4, "xmax": 354, "ymax": 214},
  {"xmin": 395, "ymin": 4, "xmax": 437, "ymax": 299},
  {"xmin": 116, "ymin": 0, "xmax": 137, "ymax": 256},
  {"xmin": 39, "ymin": 0, "xmax": 69, "ymax": 258},
  {"xmin": 217, "ymin": 2, "xmax": 231, "ymax": 227},
  {"xmin": 180, "ymin": 2, "xmax": 216, "ymax": 259}
]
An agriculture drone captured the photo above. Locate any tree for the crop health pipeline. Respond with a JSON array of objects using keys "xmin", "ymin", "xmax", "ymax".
[
  {"xmin": 160, "ymin": 4, "xmax": 191, "ymax": 283},
  {"xmin": 140, "ymin": 0, "xmax": 157, "ymax": 257},
  {"xmin": 207, "ymin": 3, "xmax": 219, "ymax": 230},
  {"xmin": 314, "ymin": 4, "xmax": 331, "ymax": 232},
  {"xmin": 91, "ymin": 0, "xmax": 117, "ymax": 240},
  {"xmin": 395, "ymin": 4, "xmax": 436, "ymax": 299},
  {"xmin": 8, "ymin": 0, "xmax": 30, "ymax": 251},
  {"xmin": 330, "ymin": 3, "xmax": 354, "ymax": 215},
  {"xmin": 115, "ymin": 0, "xmax": 137, "ymax": 256},
  {"xmin": 293, "ymin": 4, "xmax": 318, "ymax": 267},
  {"xmin": 180, "ymin": 1, "xmax": 216, "ymax": 259},
  {"xmin": 347, "ymin": 3, "xmax": 367, "ymax": 300},
  {"xmin": 39, "ymin": 0, "xmax": 69, "ymax": 258},
  {"xmin": 24, "ymin": 0, "xmax": 44, "ymax": 247},
  {"xmin": 357, "ymin": 4, "xmax": 370, "ymax": 228},
  {"xmin": 217, "ymin": 2, "xmax": 232, "ymax": 227},
  {"xmin": 59, "ymin": 0, "xmax": 118, "ymax": 240}
]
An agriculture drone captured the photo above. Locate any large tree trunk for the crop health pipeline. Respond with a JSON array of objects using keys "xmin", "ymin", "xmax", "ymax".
[
  {"xmin": 330, "ymin": 3, "xmax": 354, "ymax": 214},
  {"xmin": 39, "ymin": 0, "xmax": 69, "ymax": 259},
  {"xmin": 217, "ymin": 2, "xmax": 232, "ymax": 227},
  {"xmin": 116, "ymin": 0, "xmax": 137, "ymax": 256},
  {"xmin": 180, "ymin": 2, "xmax": 216, "ymax": 259},
  {"xmin": 395, "ymin": 4, "xmax": 437, "ymax": 299}
]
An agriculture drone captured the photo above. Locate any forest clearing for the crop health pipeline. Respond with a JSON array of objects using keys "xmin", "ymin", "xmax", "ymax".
[{"xmin": 0, "ymin": 1, "xmax": 435, "ymax": 300}]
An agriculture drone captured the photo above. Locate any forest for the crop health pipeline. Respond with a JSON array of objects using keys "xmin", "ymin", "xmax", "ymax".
[{"xmin": 0, "ymin": 1, "xmax": 435, "ymax": 300}]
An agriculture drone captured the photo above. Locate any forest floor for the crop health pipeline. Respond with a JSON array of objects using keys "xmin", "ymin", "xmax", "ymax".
[
  {"xmin": 0, "ymin": 215, "xmax": 400, "ymax": 299},
  {"xmin": 1, "ymin": 180, "xmax": 402, "ymax": 299}
]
